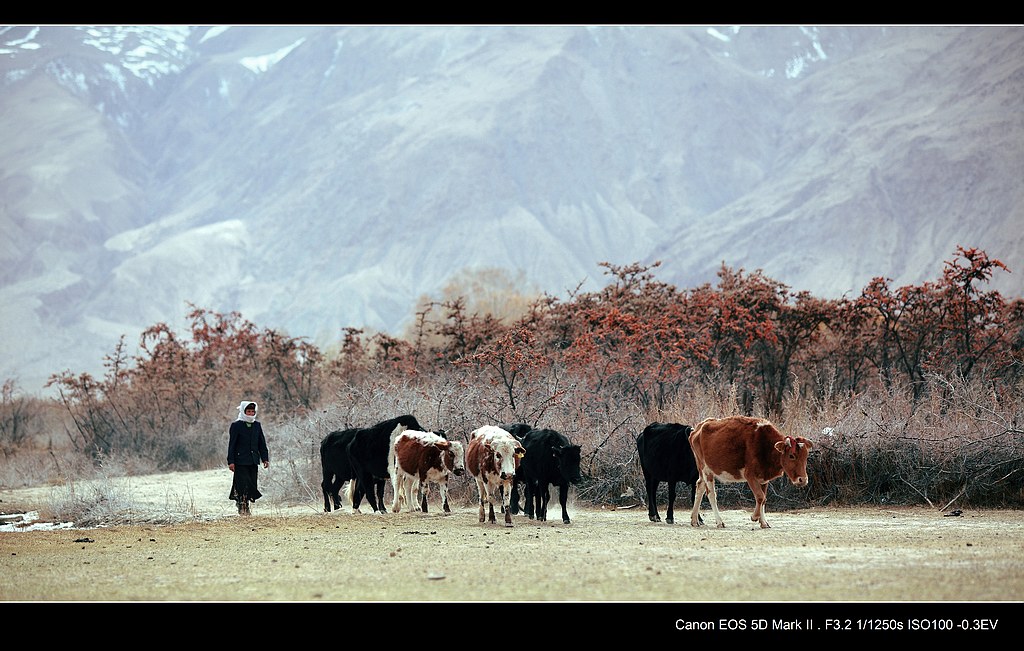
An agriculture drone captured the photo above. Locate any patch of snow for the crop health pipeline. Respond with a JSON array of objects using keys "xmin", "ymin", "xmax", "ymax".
[
  {"xmin": 103, "ymin": 62, "xmax": 126, "ymax": 92},
  {"xmin": 0, "ymin": 511, "xmax": 75, "ymax": 533},
  {"xmin": 239, "ymin": 38, "xmax": 305, "ymax": 74},
  {"xmin": 786, "ymin": 56, "xmax": 807, "ymax": 79},
  {"xmin": 200, "ymin": 25, "xmax": 231, "ymax": 43},
  {"xmin": 707, "ymin": 27, "xmax": 731, "ymax": 42},
  {"xmin": 3, "ymin": 27, "xmax": 40, "ymax": 47},
  {"xmin": 4, "ymin": 69, "xmax": 29, "ymax": 82},
  {"xmin": 49, "ymin": 63, "xmax": 88, "ymax": 94}
]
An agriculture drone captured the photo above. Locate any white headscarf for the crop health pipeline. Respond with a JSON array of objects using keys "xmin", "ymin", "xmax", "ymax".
[{"xmin": 236, "ymin": 401, "xmax": 258, "ymax": 423}]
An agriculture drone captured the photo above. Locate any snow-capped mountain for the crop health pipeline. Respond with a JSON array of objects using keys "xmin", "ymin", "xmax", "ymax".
[{"xmin": 1, "ymin": 25, "xmax": 1021, "ymax": 394}]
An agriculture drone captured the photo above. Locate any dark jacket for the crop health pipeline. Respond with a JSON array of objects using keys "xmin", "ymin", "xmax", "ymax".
[{"xmin": 227, "ymin": 420, "xmax": 270, "ymax": 466}]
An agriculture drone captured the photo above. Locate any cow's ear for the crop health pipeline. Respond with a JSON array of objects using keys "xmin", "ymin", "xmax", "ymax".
[{"xmin": 774, "ymin": 440, "xmax": 787, "ymax": 453}]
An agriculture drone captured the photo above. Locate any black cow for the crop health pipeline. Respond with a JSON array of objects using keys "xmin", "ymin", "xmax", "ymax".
[
  {"xmin": 345, "ymin": 414, "xmax": 425, "ymax": 513},
  {"xmin": 501, "ymin": 423, "xmax": 533, "ymax": 514},
  {"xmin": 320, "ymin": 428, "xmax": 391, "ymax": 513},
  {"xmin": 637, "ymin": 422, "xmax": 700, "ymax": 524},
  {"xmin": 517, "ymin": 428, "xmax": 583, "ymax": 524},
  {"xmin": 321, "ymin": 428, "xmax": 357, "ymax": 512}
]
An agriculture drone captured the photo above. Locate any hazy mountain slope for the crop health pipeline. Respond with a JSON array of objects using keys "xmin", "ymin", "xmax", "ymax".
[
  {"xmin": 654, "ymin": 27, "xmax": 1024, "ymax": 296},
  {"xmin": 0, "ymin": 25, "xmax": 1020, "ymax": 395}
]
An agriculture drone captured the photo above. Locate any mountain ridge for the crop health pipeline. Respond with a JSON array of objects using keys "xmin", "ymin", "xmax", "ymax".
[{"xmin": 1, "ymin": 25, "xmax": 1021, "ymax": 394}]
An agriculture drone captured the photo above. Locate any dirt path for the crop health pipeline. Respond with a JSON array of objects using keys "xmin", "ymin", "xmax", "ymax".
[{"xmin": 1, "ymin": 470, "xmax": 1023, "ymax": 604}]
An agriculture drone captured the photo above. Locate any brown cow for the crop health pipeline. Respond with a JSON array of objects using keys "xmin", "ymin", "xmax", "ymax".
[
  {"xmin": 389, "ymin": 430, "xmax": 465, "ymax": 514},
  {"xmin": 465, "ymin": 425, "xmax": 525, "ymax": 526},
  {"xmin": 689, "ymin": 416, "xmax": 813, "ymax": 529}
]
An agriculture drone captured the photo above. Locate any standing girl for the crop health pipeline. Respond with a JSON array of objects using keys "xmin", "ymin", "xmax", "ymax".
[{"xmin": 227, "ymin": 400, "xmax": 270, "ymax": 515}]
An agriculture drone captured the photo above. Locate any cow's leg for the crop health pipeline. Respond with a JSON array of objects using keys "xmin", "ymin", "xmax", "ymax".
[
  {"xmin": 347, "ymin": 479, "xmax": 363, "ymax": 513},
  {"xmin": 509, "ymin": 480, "xmax": 521, "ymax": 515},
  {"xmin": 645, "ymin": 476, "xmax": 661, "ymax": 522},
  {"xmin": 375, "ymin": 478, "xmax": 387, "ymax": 514},
  {"xmin": 524, "ymin": 481, "xmax": 535, "ymax": 519},
  {"xmin": 748, "ymin": 479, "xmax": 770, "ymax": 528},
  {"xmin": 487, "ymin": 481, "xmax": 499, "ymax": 523},
  {"xmin": 666, "ymin": 480, "xmax": 676, "ymax": 524},
  {"xmin": 362, "ymin": 474, "xmax": 378, "ymax": 512},
  {"xmin": 438, "ymin": 481, "xmax": 451, "ymax": 514},
  {"xmin": 502, "ymin": 481, "xmax": 514, "ymax": 527},
  {"xmin": 401, "ymin": 476, "xmax": 413, "ymax": 513},
  {"xmin": 703, "ymin": 471, "xmax": 725, "ymax": 528},
  {"xmin": 475, "ymin": 477, "xmax": 488, "ymax": 522},
  {"xmin": 331, "ymin": 478, "xmax": 343, "ymax": 511},
  {"xmin": 358, "ymin": 470, "xmax": 378, "ymax": 515},
  {"xmin": 691, "ymin": 474, "xmax": 710, "ymax": 527},
  {"xmin": 534, "ymin": 483, "xmax": 547, "ymax": 522},
  {"xmin": 359, "ymin": 474, "xmax": 383, "ymax": 514},
  {"xmin": 559, "ymin": 482, "xmax": 571, "ymax": 524},
  {"xmin": 689, "ymin": 482, "xmax": 704, "ymax": 526},
  {"xmin": 416, "ymin": 480, "xmax": 427, "ymax": 513},
  {"xmin": 390, "ymin": 476, "xmax": 403, "ymax": 513},
  {"xmin": 322, "ymin": 472, "xmax": 334, "ymax": 512}
]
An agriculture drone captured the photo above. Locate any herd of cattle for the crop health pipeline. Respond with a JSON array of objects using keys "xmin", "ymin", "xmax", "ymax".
[{"xmin": 319, "ymin": 414, "xmax": 813, "ymax": 529}]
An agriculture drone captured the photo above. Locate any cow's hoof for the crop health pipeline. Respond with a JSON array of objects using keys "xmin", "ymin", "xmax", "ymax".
[
  {"xmin": 666, "ymin": 517, "xmax": 674, "ymax": 524},
  {"xmin": 562, "ymin": 518, "xmax": 571, "ymax": 524},
  {"xmin": 716, "ymin": 523, "xmax": 726, "ymax": 529}
]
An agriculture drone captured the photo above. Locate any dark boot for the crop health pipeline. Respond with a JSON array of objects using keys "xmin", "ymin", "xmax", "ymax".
[
  {"xmin": 241, "ymin": 499, "xmax": 251, "ymax": 516},
  {"xmin": 236, "ymin": 499, "xmax": 245, "ymax": 515}
]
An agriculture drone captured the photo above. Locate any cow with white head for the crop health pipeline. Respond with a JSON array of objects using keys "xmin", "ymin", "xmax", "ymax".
[{"xmin": 466, "ymin": 425, "xmax": 526, "ymax": 527}]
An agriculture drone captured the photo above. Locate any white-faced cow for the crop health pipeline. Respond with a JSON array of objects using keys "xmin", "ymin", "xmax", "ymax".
[
  {"xmin": 636, "ymin": 422, "xmax": 700, "ymax": 525},
  {"xmin": 466, "ymin": 425, "xmax": 525, "ymax": 527},
  {"xmin": 517, "ymin": 428, "xmax": 583, "ymax": 524},
  {"xmin": 343, "ymin": 414, "xmax": 426, "ymax": 514},
  {"xmin": 389, "ymin": 429, "xmax": 465, "ymax": 514},
  {"xmin": 689, "ymin": 415, "xmax": 813, "ymax": 529}
]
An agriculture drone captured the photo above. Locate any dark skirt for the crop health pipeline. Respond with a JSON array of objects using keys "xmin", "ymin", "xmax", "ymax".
[{"xmin": 229, "ymin": 464, "xmax": 263, "ymax": 502}]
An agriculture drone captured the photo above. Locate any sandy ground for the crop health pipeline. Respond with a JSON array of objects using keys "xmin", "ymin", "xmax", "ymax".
[{"xmin": 1, "ymin": 469, "xmax": 1023, "ymax": 606}]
